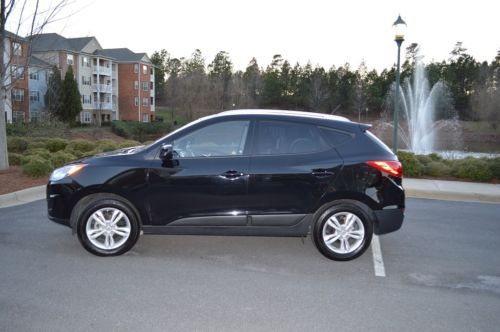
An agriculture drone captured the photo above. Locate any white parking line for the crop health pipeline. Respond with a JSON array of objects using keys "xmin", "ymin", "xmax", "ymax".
[{"xmin": 371, "ymin": 235, "xmax": 386, "ymax": 277}]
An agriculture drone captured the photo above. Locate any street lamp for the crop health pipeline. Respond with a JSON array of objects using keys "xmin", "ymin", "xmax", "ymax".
[{"xmin": 392, "ymin": 14, "xmax": 406, "ymax": 153}]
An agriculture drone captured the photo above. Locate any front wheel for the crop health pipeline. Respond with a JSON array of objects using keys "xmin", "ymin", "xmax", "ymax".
[
  {"xmin": 76, "ymin": 196, "xmax": 140, "ymax": 256},
  {"xmin": 313, "ymin": 203, "xmax": 373, "ymax": 261}
]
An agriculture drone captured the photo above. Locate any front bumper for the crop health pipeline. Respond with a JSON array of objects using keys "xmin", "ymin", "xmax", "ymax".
[{"xmin": 373, "ymin": 208, "xmax": 404, "ymax": 235}]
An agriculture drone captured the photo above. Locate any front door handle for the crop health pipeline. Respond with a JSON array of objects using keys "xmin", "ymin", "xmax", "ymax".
[
  {"xmin": 221, "ymin": 170, "xmax": 244, "ymax": 179},
  {"xmin": 312, "ymin": 169, "xmax": 334, "ymax": 177}
]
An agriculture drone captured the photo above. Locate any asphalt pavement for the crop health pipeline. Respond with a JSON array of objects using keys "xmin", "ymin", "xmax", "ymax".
[{"xmin": 0, "ymin": 198, "xmax": 499, "ymax": 331}]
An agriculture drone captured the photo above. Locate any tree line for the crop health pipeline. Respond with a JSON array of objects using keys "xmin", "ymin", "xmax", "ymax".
[{"xmin": 151, "ymin": 43, "xmax": 500, "ymax": 124}]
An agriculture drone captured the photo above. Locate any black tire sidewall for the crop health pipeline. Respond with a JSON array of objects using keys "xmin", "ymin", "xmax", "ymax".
[
  {"xmin": 313, "ymin": 203, "xmax": 373, "ymax": 261},
  {"xmin": 77, "ymin": 198, "xmax": 140, "ymax": 256}
]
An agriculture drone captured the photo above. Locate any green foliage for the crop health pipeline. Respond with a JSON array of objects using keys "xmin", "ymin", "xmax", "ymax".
[
  {"xmin": 65, "ymin": 139, "xmax": 95, "ymax": 153},
  {"xmin": 60, "ymin": 65, "xmax": 82, "ymax": 125},
  {"xmin": 397, "ymin": 151, "xmax": 422, "ymax": 177},
  {"xmin": 22, "ymin": 157, "xmax": 53, "ymax": 177},
  {"xmin": 45, "ymin": 65, "xmax": 62, "ymax": 118},
  {"xmin": 7, "ymin": 137, "xmax": 29, "ymax": 153},
  {"xmin": 110, "ymin": 121, "xmax": 172, "ymax": 141},
  {"xmin": 28, "ymin": 141, "xmax": 47, "ymax": 149},
  {"xmin": 97, "ymin": 139, "xmax": 119, "ymax": 152},
  {"xmin": 451, "ymin": 157, "xmax": 493, "ymax": 181},
  {"xmin": 25, "ymin": 148, "xmax": 51, "ymax": 160},
  {"xmin": 8, "ymin": 153, "xmax": 22, "ymax": 166},
  {"xmin": 45, "ymin": 138, "xmax": 68, "ymax": 152},
  {"xmin": 487, "ymin": 157, "xmax": 500, "ymax": 179},
  {"xmin": 426, "ymin": 161, "xmax": 452, "ymax": 177},
  {"xmin": 116, "ymin": 140, "xmax": 141, "ymax": 149},
  {"xmin": 50, "ymin": 151, "xmax": 76, "ymax": 168}
]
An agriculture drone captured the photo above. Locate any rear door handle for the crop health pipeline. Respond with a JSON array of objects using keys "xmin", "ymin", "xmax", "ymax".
[
  {"xmin": 312, "ymin": 169, "xmax": 334, "ymax": 177},
  {"xmin": 221, "ymin": 170, "xmax": 244, "ymax": 179}
]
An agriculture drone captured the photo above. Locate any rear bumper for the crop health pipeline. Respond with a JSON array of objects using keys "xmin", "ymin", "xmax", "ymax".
[{"xmin": 373, "ymin": 208, "xmax": 404, "ymax": 235}]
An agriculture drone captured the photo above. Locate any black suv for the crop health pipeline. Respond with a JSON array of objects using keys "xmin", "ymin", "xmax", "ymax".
[{"xmin": 47, "ymin": 110, "xmax": 405, "ymax": 260}]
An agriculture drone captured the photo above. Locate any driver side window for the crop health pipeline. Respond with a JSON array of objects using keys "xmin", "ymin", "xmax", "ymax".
[{"xmin": 173, "ymin": 120, "xmax": 250, "ymax": 158}]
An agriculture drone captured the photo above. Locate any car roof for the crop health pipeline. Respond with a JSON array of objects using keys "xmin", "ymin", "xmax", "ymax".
[{"xmin": 218, "ymin": 109, "xmax": 350, "ymax": 122}]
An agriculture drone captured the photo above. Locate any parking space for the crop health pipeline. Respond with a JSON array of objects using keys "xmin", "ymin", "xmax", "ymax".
[{"xmin": 1, "ymin": 199, "xmax": 499, "ymax": 331}]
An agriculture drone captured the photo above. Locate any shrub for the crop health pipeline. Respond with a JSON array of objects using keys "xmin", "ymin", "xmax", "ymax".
[
  {"xmin": 397, "ymin": 151, "xmax": 422, "ymax": 177},
  {"xmin": 50, "ymin": 151, "xmax": 77, "ymax": 168},
  {"xmin": 117, "ymin": 140, "xmax": 141, "ymax": 149},
  {"xmin": 487, "ymin": 157, "xmax": 500, "ymax": 180},
  {"xmin": 7, "ymin": 137, "xmax": 29, "ymax": 153},
  {"xmin": 428, "ymin": 153, "xmax": 443, "ymax": 162},
  {"xmin": 25, "ymin": 148, "xmax": 51, "ymax": 160},
  {"xmin": 111, "ymin": 120, "xmax": 172, "ymax": 141},
  {"xmin": 22, "ymin": 156, "xmax": 53, "ymax": 177},
  {"xmin": 97, "ymin": 139, "xmax": 119, "ymax": 152},
  {"xmin": 45, "ymin": 138, "xmax": 68, "ymax": 152},
  {"xmin": 451, "ymin": 157, "xmax": 493, "ymax": 182},
  {"xmin": 66, "ymin": 139, "xmax": 96, "ymax": 153},
  {"xmin": 8, "ymin": 153, "xmax": 22, "ymax": 166},
  {"xmin": 416, "ymin": 155, "xmax": 432, "ymax": 166},
  {"xmin": 28, "ymin": 141, "xmax": 47, "ymax": 149},
  {"xmin": 426, "ymin": 161, "xmax": 451, "ymax": 177}
]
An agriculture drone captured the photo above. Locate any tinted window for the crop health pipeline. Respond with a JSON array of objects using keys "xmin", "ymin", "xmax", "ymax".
[
  {"xmin": 174, "ymin": 120, "xmax": 250, "ymax": 158},
  {"xmin": 255, "ymin": 120, "xmax": 328, "ymax": 155},
  {"xmin": 319, "ymin": 127, "xmax": 353, "ymax": 147}
]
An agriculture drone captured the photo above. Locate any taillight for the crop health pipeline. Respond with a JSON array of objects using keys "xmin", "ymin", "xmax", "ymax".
[{"xmin": 366, "ymin": 160, "xmax": 403, "ymax": 177}]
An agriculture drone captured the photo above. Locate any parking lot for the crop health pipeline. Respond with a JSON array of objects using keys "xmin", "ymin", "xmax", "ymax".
[{"xmin": 1, "ymin": 198, "xmax": 499, "ymax": 331}]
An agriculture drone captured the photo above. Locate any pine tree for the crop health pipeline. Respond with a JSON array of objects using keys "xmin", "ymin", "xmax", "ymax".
[
  {"xmin": 45, "ymin": 66, "xmax": 63, "ymax": 119},
  {"xmin": 60, "ymin": 65, "xmax": 82, "ymax": 125}
]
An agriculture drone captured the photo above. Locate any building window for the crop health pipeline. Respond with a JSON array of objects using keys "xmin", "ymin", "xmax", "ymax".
[
  {"xmin": 142, "ymin": 97, "xmax": 148, "ymax": 106},
  {"xmin": 67, "ymin": 54, "xmax": 74, "ymax": 65},
  {"xmin": 134, "ymin": 64, "xmax": 139, "ymax": 73},
  {"xmin": 82, "ymin": 76, "xmax": 91, "ymax": 85},
  {"xmin": 29, "ymin": 91, "xmax": 40, "ymax": 103},
  {"xmin": 82, "ymin": 56, "xmax": 90, "ymax": 67},
  {"xmin": 142, "ymin": 65, "xmax": 148, "ymax": 75},
  {"xmin": 142, "ymin": 82, "xmax": 148, "ymax": 91},
  {"xmin": 30, "ymin": 112, "xmax": 40, "ymax": 123},
  {"xmin": 134, "ymin": 81, "xmax": 139, "ymax": 90},
  {"xmin": 150, "ymin": 82, "xmax": 154, "ymax": 90},
  {"xmin": 150, "ymin": 97, "xmax": 154, "ymax": 105},
  {"xmin": 29, "ymin": 71, "xmax": 39, "ymax": 80},
  {"xmin": 12, "ymin": 88, "xmax": 24, "ymax": 101},
  {"xmin": 82, "ymin": 111, "xmax": 91, "ymax": 123},
  {"xmin": 82, "ymin": 95, "xmax": 92, "ymax": 105},
  {"xmin": 142, "ymin": 114, "xmax": 149, "ymax": 123},
  {"xmin": 12, "ymin": 65, "xmax": 24, "ymax": 79},
  {"xmin": 13, "ymin": 42, "xmax": 22, "ymax": 56},
  {"xmin": 150, "ymin": 67, "xmax": 153, "ymax": 75},
  {"xmin": 13, "ymin": 111, "xmax": 25, "ymax": 123},
  {"xmin": 134, "ymin": 96, "xmax": 139, "ymax": 106}
]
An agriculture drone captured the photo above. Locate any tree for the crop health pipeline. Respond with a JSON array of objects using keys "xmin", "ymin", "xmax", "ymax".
[
  {"xmin": 150, "ymin": 49, "xmax": 169, "ymax": 104},
  {"xmin": 0, "ymin": 0, "xmax": 67, "ymax": 170},
  {"xmin": 208, "ymin": 51, "xmax": 233, "ymax": 110},
  {"xmin": 242, "ymin": 58, "xmax": 261, "ymax": 107},
  {"xmin": 44, "ymin": 65, "xmax": 62, "ymax": 118},
  {"xmin": 59, "ymin": 65, "xmax": 81, "ymax": 125}
]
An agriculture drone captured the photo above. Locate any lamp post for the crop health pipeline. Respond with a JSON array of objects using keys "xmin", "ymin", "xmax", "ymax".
[{"xmin": 392, "ymin": 15, "xmax": 406, "ymax": 153}]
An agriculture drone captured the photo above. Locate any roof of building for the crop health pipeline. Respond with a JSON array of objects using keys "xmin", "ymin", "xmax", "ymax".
[
  {"xmin": 4, "ymin": 30, "xmax": 26, "ymax": 41},
  {"xmin": 29, "ymin": 55, "xmax": 53, "ymax": 68},
  {"xmin": 95, "ymin": 48, "xmax": 150, "ymax": 63},
  {"xmin": 30, "ymin": 33, "xmax": 99, "ymax": 53}
]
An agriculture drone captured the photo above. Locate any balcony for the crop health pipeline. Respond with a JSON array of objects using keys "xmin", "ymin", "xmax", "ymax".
[
  {"xmin": 92, "ymin": 84, "xmax": 112, "ymax": 93},
  {"xmin": 93, "ymin": 102, "xmax": 112, "ymax": 110},
  {"xmin": 92, "ymin": 66, "xmax": 112, "ymax": 76}
]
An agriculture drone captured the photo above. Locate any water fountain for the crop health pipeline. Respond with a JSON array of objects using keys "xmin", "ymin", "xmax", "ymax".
[{"xmin": 397, "ymin": 62, "xmax": 448, "ymax": 154}]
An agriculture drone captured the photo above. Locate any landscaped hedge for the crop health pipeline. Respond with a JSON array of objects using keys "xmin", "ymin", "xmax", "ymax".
[{"xmin": 110, "ymin": 120, "xmax": 172, "ymax": 142}]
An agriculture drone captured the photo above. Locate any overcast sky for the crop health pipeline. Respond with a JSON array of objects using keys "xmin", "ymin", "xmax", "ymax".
[{"xmin": 9, "ymin": 0, "xmax": 500, "ymax": 72}]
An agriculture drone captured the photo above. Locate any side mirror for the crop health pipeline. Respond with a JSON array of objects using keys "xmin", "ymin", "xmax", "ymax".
[{"xmin": 159, "ymin": 144, "xmax": 173, "ymax": 161}]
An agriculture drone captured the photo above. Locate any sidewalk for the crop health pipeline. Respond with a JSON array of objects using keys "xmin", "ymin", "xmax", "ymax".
[{"xmin": 0, "ymin": 178, "xmax": 499, "ymax": 209}]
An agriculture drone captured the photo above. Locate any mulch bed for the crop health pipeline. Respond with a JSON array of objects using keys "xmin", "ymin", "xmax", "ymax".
[{"xmin": 0, "ymin": 166, "xmax": 48, "ymax": 195}]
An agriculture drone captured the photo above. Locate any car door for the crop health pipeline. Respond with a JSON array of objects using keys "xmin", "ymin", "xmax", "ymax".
[
  {"xmin": 247, "ymin": 119, "xmax": 343, "ymax": 225},
  {"xmin": 146, "ymin": 119, "xmax": 252, "ymax": 226}
]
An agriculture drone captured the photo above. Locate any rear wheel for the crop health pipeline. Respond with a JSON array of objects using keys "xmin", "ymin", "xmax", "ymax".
[
  {"xmin": 76, "ymin": 195, "xmax": 140, "ymax": 256},
  {"xmin": 313, "ymin": 202, "xmax": 373, "ymax": 261}
]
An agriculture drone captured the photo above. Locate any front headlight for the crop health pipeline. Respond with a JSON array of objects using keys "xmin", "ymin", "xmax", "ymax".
[{"xmin": 49, "ymin": 164, "xmax": 87, "ymax": 182}]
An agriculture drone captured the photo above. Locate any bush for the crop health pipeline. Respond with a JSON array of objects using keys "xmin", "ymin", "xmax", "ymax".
[
  {"xmin": 7, "ymin": 137, "xmax": 29, "ymax": 153},
  {"xmin": 416, "ymin": 155, "xmax": 432, "ymax": 166},
  {"xmin": 428, "ymin": 153, "xmax": 443, "ymax": 162},
  {"xmin": 97, "ymin": 139, "xmax": 119, "ymax": 152},
  {"xmin": 66, "ymin": 139, "xmax": 96, "ymax": 153},
  {"xmin": 45, "ymin": 138, "xmax": 68, "ymax": 152},
  {"xmin": 25, "ymin": 148, "xmax": 51, "ymax": 160},
  {"xmin": 50, "ymin": 151, "xmax": 76, "ymax": 168},
  {"xmin": 426, "ymin": 161, "xmax": 451, "ymax": 177},
  {"xmin": 28, "ymin": 141, "xmax": 47, "ymax": 149},
  {"xmin": 22, "ymin": 156, "xmax": 53, "ymax": 177},
  {"xmin": 397, "ymin": 151, "xmax": 422, "ymax": 177},
  {"xmin": 8, "ymin": 153, "xmax": 22, "ymax": 166},
  {"xmin": 117, "ymin": 140, "xmax": 141, "ymax": 149},
  {"xmin": 451, "ymin": 157, "xmax": 493, "ymax": 182},
  {"xmin": 111, "ymin": 120, "xmax": 172, "ymax": 141},
  {"xmin": 487, "ymin": 157, "xmax": 500, "ymax": 180}
]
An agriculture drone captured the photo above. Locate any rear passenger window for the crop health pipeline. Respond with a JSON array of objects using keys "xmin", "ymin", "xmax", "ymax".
[
  {"xmin": 319, "ymin": 127, "xmax": 352, "ymax": 147},
  {"xmin": 255, "ymin": 121, "xmax": 329, "ymax": 155}
]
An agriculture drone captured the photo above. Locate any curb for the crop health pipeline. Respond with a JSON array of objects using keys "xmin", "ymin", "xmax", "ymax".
[
  {"xmin": 0, "ymin": 185, "xmax": 46, "ymax": 209},
  {"xmin": 405, "ymin": 189, "xmax": 500, "ymax": 204}
]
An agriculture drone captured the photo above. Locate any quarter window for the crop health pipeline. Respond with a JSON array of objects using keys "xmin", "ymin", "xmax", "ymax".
[
  {"xmin": 174, "ymin": 121, "xmax": 250, "ymax": 158},
  {"xmin": 255, "ymin": 120, "xmax": 328, "ymax": 155}
]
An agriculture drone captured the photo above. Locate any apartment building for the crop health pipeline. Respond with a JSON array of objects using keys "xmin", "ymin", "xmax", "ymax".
[
  {"xmin": 28, "ymin": 56, "xmax": 52, "ymax": 122},
  {"xmin": 29, "ymin": 33, "xmax": 155, "ymax": 124},
  {"xmin": 2, "ymin": 31, "xmax": 29, "ymax": 123},
  {"xmin": 95, "ymin": 48, "xmax": 155, "ymax": 122}
]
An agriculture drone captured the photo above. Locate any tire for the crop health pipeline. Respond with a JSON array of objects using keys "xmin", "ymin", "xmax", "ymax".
[
  {"xmin": 76, "ymin": 195, "xmax": 140, "ymax": 256},
  {"xmin": 312, "ymin": 202, "xmax": 373, "ymax": 261}
]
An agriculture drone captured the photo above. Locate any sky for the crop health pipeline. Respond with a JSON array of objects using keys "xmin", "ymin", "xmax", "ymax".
[{"xmin": 8, "ymin": 0, "xmax": 500, "ymax": 72}]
